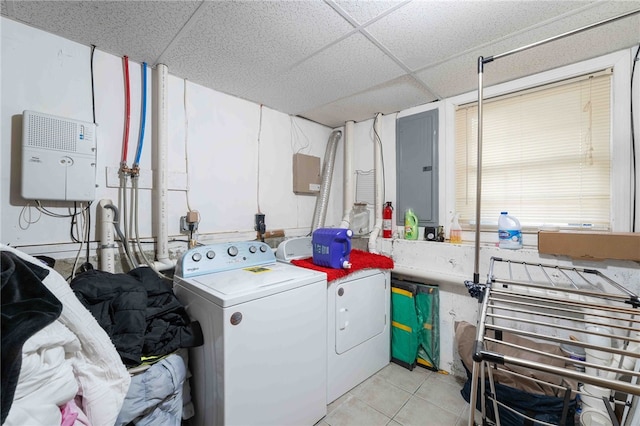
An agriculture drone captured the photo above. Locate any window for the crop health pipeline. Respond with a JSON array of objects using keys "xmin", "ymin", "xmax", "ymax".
[{"xmin": 454, "ymin": 70, "xmax": 612, "ymax": 231}]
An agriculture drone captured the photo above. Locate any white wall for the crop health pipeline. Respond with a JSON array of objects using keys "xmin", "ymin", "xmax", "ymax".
[
  {"xmin": 378, "ymin": 239, "xmax": 640, "ymax": 375},
  {"xmin": 2, "ymin": 17, "xmax": 639, "ymax": 378},
  {"xmin": 374, "ymin": 46, "xmax": 640, "ymax": 375},
  {"xmin": 1, "ymin": 18, "xmax": 343, "ymax": 258},
  {"xmin": 349, "ymin": 113, "xmax": 397, "ymax": 232}
]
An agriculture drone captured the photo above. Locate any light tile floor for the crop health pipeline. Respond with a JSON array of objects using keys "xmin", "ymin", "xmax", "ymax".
[{"xmin": 317, "ymin": 363, "xmax": 480, "ymax": 426}]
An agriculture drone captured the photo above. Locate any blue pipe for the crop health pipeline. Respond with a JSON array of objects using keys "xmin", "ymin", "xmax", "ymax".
[{"xmin": 134, "ymin": 62, "xmax": 147, "ymax": 166}]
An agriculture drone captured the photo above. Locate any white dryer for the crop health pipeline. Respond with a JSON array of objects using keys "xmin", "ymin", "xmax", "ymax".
[
  {"xmin": 276, "ymin": 237, "xmax": 390, "ymax": 403},
  {"xmin": 174, "ymin": 242, "xmax": 327, "ymax": 426}
]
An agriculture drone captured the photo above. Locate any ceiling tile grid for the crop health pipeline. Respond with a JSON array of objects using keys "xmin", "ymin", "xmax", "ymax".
[
  {"xmin": 302, "ymin": 74, "xmax": 437, "ymax": 127},
  {"xmin": 248, "ymin": 31, "xmax": 407, "ymax": 114},
  {"xmin": 5, "ymin": 1, "xmax": 201, "ymax": 65},
  {"xmin": 332, "ymin": 0, "xmax": 408, "ymax": 26},
  {"xmin": 365, "ymin": 0, "xmax": 595, "ymax": 72},
  {"xmin": 413, "ymin": 1, "xmax": 640, "ymax": 99},
  {"xmin": 158, "ymin": 0, "xmax": 356, "ymax": 104},
  {"xmin": 1, "ymin": 0, "xmax": 638, "ymax": 127}
]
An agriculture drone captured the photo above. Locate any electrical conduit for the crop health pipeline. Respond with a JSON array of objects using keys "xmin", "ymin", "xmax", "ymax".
[
  {"xmin": 368, "ymin": 113, "xmax": 383, "ymax": 253},
  {"xmin": 339, "ymin": 121, "xmax": 354, "ymax": 229},
  {"xmin": 311, "ymin": 130, "xmax": 342, "ymax": 231}
]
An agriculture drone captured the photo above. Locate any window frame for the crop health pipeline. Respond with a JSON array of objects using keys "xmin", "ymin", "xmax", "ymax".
[
  {"xmin": 454, "ymin": 70, "xmax": 613, "ymax": 231},
  {"xmin": 443, "ymin": 49, "xmax": 633, "ymax": 244}
]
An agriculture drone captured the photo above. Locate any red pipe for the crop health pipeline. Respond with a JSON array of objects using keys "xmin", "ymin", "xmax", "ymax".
[{"xmin": 121, "ymin": 55, "xmax": 131, "ymax": 166}]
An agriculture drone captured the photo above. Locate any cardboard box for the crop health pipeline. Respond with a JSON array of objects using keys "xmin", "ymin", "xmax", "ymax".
[{"xmin": 538, "ymin": 231, "xmax": 640, "ymax": 262}]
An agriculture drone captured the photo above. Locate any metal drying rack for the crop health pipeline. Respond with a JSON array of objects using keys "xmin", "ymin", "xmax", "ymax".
[
  {"xmin": 465, "ymin": 257, "xmax": 640, "ymax": 425},
  {"xmin": 462, "ymin": 9, "xmax": 640, "ymax": 426}
]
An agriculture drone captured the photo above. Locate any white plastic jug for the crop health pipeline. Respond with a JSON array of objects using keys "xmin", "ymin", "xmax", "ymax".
[{"xmin": 498, "ymin": 212, "xmax": 522, "ymax": 249}]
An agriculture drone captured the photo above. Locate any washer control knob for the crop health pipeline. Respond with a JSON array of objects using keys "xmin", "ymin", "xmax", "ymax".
[
  {"xmin": 260, "ymin": 245, "xmax": 268, "ymax": 253},
  {"xmin": 227, "ymin": 246, "xmax": 238, "ymax": 257},
  {"xmin": 206, "ymin": 250, "xmax": 215, "ymax": 259},
  {"xmin": 230, "ymin": 312, "xmax": 243, "ymax": 325},
  {"xmin": 249, "ymin": 245, "xmax": 257, "ymax": 254},
  {"xmin": 191, "ymin": 252, "xmax": 202, "ymax": 262}
]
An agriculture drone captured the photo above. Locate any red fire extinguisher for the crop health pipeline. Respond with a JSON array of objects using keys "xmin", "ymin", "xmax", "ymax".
[{"xmin": 382, "ymin": 201, "xmax": 393, "ymax": 238}]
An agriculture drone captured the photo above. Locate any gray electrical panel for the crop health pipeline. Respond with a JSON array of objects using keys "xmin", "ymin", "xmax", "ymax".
[{"xmin": 396, "ymin": 109, "xmax": 438, "ymax": 228}]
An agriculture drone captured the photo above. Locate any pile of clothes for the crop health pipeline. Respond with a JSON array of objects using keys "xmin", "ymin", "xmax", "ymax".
[
  {"xmin": 71, "ymin": 267, "xmax": 202, "ymax": 369},
  {"xmin": 1, "ymin": 244, "xmax": 203, "ymax": 425}
]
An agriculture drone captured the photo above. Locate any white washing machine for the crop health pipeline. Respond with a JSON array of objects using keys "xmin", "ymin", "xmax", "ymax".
[
  {"xmin": 276, "ymin": 237, "xmax": 390, "ymax": 403},
  {"xmin": 174, "ymin": 242, "xmax": 327, "ymax": 426}
]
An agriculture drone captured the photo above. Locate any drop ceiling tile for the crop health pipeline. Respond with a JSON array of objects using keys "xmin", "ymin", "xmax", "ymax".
[
  {"xmin": 477, "ymin": 1, "xmax": 640, "ymax": 63},
  {"xmin": 301, "ymin": 74, "xmax": 438, "ymax": 127},
  {"xmin": 2, "ymin": 0, "xmax": 637, "ymax": 129},
  {"xmin": 332, "ymin": 0, "xmax": 408, "ymax": 25},
  {"xmin": 4, "ymin": 1, "xmax": 201, "ymax": 64},
  {"xmin": 415, "ymin": 6, "xmax": 640, "ymax": 100},
  {"xmin": 159, "ymin": 0, "xmax": 354, "ymax": 103},
  {"xmin": 250, "ymin": 32, "xmax": 407, "ymax": 115},
  {"xmin": 486, "ymin": 17, "xmax": 640, "ymax": 86},
  {"xmin": 366, "ymin": 0, "xmax": 595, "ymax": 71},
  {"xmin": 414, "ymin": 58, "xmax": 476, "ymax": 100}
]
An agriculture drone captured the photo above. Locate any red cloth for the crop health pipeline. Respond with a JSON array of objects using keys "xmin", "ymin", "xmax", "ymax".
[{"xmin": 291, "ymin": 249, "xmax": 394, "ymax": 282}]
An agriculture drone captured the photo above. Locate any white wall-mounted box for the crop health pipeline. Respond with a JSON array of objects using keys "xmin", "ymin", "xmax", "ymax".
[
  {"xmin": 21, "ymin": 110, "xmax": 96, "ymax": 201},
  {"xmin": 292, "ymin": 153, "xmax": 321, "ymax": 195}
]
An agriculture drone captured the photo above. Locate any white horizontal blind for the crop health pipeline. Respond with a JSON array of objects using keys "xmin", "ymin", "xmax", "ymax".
[{"xmin": 455, "ymin": 71, "xmax": 611, "ymax": 230}]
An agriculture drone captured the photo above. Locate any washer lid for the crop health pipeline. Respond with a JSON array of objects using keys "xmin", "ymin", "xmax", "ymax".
[{"xmin": 180, "ymin": 261, "xmax": 326, "ymax": 307}]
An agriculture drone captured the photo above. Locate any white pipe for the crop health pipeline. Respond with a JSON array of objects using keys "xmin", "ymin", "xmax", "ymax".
[
  {"xmin": 98, "ymin": 199, "xmax": 116, "ymax": 273},
  {"xmin": 368, "ymin": 113, "xmax": 383, "ymax": 253},
  {"xmin": 339, "ymin": 122, "xmax": 354, "ymax": 229},
  {"xmin": 152, "ymin": 63, "xmax": 175, "ymax": 271}
]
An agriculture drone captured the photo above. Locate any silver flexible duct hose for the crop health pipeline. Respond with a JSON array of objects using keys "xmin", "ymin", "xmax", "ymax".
[{"xmin": 311, "ymin": 130, "xmax": 342, "ymax": 232}]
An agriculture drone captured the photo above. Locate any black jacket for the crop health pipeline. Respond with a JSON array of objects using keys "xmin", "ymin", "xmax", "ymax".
[{"xmin": 71, "ymin": 267, "xmax": 202, "ymax": 367}]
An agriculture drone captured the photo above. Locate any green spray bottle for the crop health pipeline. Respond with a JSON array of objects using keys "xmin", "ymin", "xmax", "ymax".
[{"xmin": 404, "ymin": 209, "xmax": 419, "ymax": 240}]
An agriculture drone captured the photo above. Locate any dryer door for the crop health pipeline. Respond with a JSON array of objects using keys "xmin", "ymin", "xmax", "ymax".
[{"xmin": 335, "ymin": 272, "xmax": 387, "ymax": 354}]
